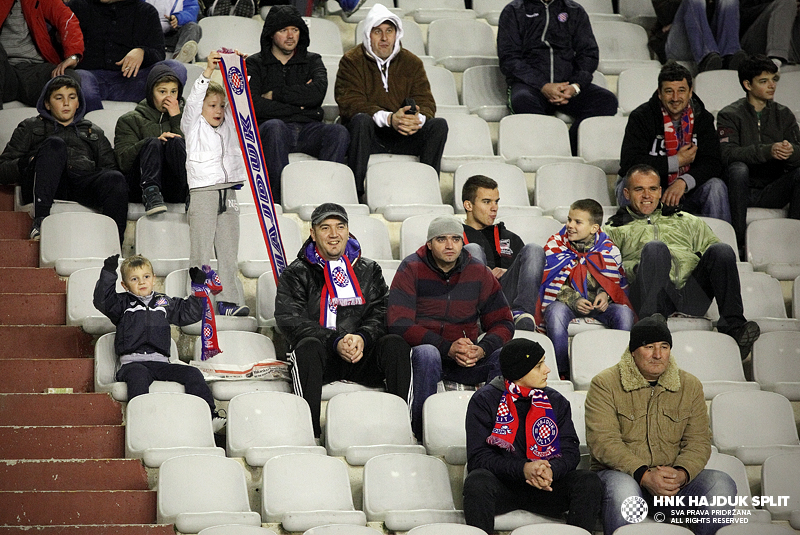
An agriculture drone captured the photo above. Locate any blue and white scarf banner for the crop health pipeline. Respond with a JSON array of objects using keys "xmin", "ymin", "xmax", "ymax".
[{"xmin": 219, "ymin": 53, "xmax": 288, "ymax": 284}]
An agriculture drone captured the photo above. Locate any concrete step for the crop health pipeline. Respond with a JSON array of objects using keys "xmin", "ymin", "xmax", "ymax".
[
  {"xmin": 0, "ymin": 393, "xmax": 122, "ymax": 426},
  {"xmin": 0, "ymin": 326, "xmax": 94, "ymax": 360},
  {"xmin": 0, "ymin": 490, "xmax": 156, "ymax": 526},
  {"xmin": 0, "ymin": 459, "xmax": 148, "ymax": 491},
  {"xmin": 0, "ymin": 211, "xmax": 33, "ymax": 240},
  {"xmin": 0, "ymin": 425, "xmax": 124, "ymax": 460},
  {"xmin": 0, "ymin": 359, "xmax": 93, "ymax": 394},
  {"xmin": 0, "ymin": 238, "xmax": 38, "ymax": 267},
  {"xmin": 0, "ymin": 267, "xmax": 65, "ymax": 293},
  {"xmin": 0, "ymin": 185, "xmax": 14, "ymax": 211},
  {"xmin": 0, "ymin": 293, "xmax": 66, "ymax": 325},
  {"xmin": 0, "ymin": 526, "xmax": 175, "ymax": 535}
]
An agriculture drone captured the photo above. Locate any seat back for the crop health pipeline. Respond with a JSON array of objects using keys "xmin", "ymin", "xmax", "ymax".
[
  {"xmin": 303, "ymin": 16, "xmax": 344, "ymax": 56},
  {"xmin": 694, "ymin": 70, "xmax": 745, "ymax": 114},
  {"xmin": 576, "ymin": 115, "xmax": 628, "ymax": 174},
  {"xmin": 85, "ymin": 109, "xmax": 129, "ymax": 148},
  {"xmin": 67, "ymin": 266, "xmax": 118, "ymax": 333},
  {"xmin": 495, "ymin": 215, "xmax": 562, "ymax": 247},
  {"xmin": 193, "ymin": 330, "xmax": 276, "ymax": 365},
  {"xmin": 699, "ymin": 217, "xmax": 739, "ymax": 252},
  {"xmin": 761, "ymin": 452, "xmax": 800, "ymax": 520},
  {"xmin": 423, "ymin": 391, "xmax": 473, "ymax": 462},
  {"xmin": 453, "ymin": 161, "xmax": 529, "ymax": 213},
  {"xmin": 570, "ymin": 329, "xmax": 631, "ymax": 390},
  {"xmin": 399, "ymin": 213, "xmax": 445, "ymax": 259},
  {"xmin": 40, "ymin": 212, "xmax": 121, "ymax": 276},
  {"xmin": 746, "ymin": 219, "xmax": 800, "ymax": 279},
  {"xmin": 134, "ymin": 212, "xmax": 191, "ymax": 276},
  {"xmin": 95, "ymin": 333, "xmax": 181, "ymax": 398},
  {"xmin": 592, "ymin": 20, "xmax": 654, "ymax": 63},
  {"xmin": 752, "ymin": 331, "xmax": 800, "ymax": 393},
  {"xmin": 512, "ymin": 331, "xmax": 568, "ymax": 389},
  {"xmin": 0, "ymin": 107, "xmax": 38, "ymax": 149},
  {"xmin": 461, "ymin": 64, "xmax": 510, "ymax": 121},
  {"xmin": 671, "ymin": 331, "xmax": 747, "ymax": 382},
  {"xmin": 534, "ymin": 162, "xmax": 611, "ymax": 214},
  {"xmin": 774, "ymin": 71, "xmax": 800, "ymax": 112},
  {"xmin": 238, "ymin": 212, "xmax": 303, "ymax": 278},
  {"xmin": 617, "ymin": 67, "xmax": 660, "ymax": 115},
  {"xmin": 282, "ymin": 161, "xmax": 359, "ymax": 212},
  {"xmin": 427, "ymin": 18, "xmax": 497, "ymax": 71},
  {"xmin": 197, "ymin": 16, "xmax": 262, "ymax": 59},
  {"xmin": 126, "ymin": 393, "xmax": 217, "ymax": 457},
  {"xmin": 499, "ymin": 115, "xmax": 573, "ymax": 159},
  {"xmin": 365, "ymin": 161, "xmax": 443, "ymax": 209},
  {"xmin": 440, "ymin": 114, "xmax": 498, "ymax": 172},
  {"xmin": 347, "ymin": 215, "xmax": 393, "ymax": 261},
  {"xmin": 408, "ymin": 524, "xmax": 487, "ymax": 535},
  {"xmin": 256, "ymin": 270, "xmax": 278, "ymax": 327},
  {"xmin": 425, "ymin": 65, "xmax": 461, "ymax": 106}
]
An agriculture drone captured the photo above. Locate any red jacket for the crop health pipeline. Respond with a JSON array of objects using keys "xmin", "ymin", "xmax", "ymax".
[{"xmin": 0, "ymin": 0, "xmax": 84, "ymax": 65}]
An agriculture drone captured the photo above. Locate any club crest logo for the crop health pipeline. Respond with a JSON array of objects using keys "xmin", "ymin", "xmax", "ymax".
[
  {"xmin": 155, "ymin": 296, "xmax": 169, "ymax": 307},
  {"xmin": 621, "ymin": 496, "xmax": 648, "ymax": 523},
  {"xmin": 332, "ymin": 266, "xmax": 349, "ymax": 287},
  {"xmin": 558, "ymin": 12, "xmax": 568, "ymax": 22},
  {"xmin": 228, "ymin": 66, "xmax": 245, "ymax": 95},
  {"xmin": 532, "ymin": 416, "xmax": 558, "ymax": 446}
]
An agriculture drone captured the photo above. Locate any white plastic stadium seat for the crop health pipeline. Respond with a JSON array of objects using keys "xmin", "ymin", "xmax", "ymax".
[
  {"xmin": 39, "ymin": 212, "xmax": 121, "ymax": 276},
  {"xmin": 422, "ymin": 391, "xmax": 473, "ymax": 464},
  {"xmin": 509, "ymin": 523, "xmax": 593, "ymax": 534},
  {"xmin": 425, "ymin": 65, "xmax": 468, "ymax": 114},
  {"xmin": 427, "ymin": 18, "xmax": 498, "ymax": 72},
  {"xmin": 462, "ymin": 65, "xmax": 510, "ymax": 122},
  {"xmin": 512, "ymin": 330, "xmax": 574, "ymax": 393},
  {"xmin": 746, "ymin": 219, "xmax": 800, "ymax": 280},
  {"xmin": 409, "ymin": 524, "xmax": 488, "ymax": 535},
  {"xmin": 534, "ymin": 162, "xmax": 612, "ymax": 222},
  {"xmin": 197, "ymin": 16, "xmax": 262, "ymax": 60},
  {"xmin": 67, "ymin": 267, "xmax": 117, "ymax": 335},
  {"xmin": 760, "ymin": 452, "xmax": 800, "ymax": 525},
  {"xmin": 495, "ymin": 214, "xmax": 562, "ymax": 248},
  {"xmin": 256, "ymin": 270, "xmax": 278, "ymax": 328},
  {"xmin": 617, "ymin": 66, "xmax": 661, "ymax": 115},
  {"xmin": 303, "ymin": 16, "xmax": 344, "ymax": 57},
  {"xmin": 694, "ymin": 70, "xmax": 742, "ymax": 115},
  {"xmin": 577, "ymin": 116, "xmax": 628, "ymax": 174},
  {"xmin": 751, "ymin": 331, "xmax": 800, "ymax": 400},
  {"xmin": 85, "ymin": 109, "xmax": 127, "ymax": 148},
  {"xmin": 238, "ymin": 212, "xmax": 303, "ymax": 278},
  {"xmin": 452, "ymin": 161, "xmax": 532, "ymax": 214},
  {"xmin": 365, "ymin": 161, "xmax": 454, "ymax": 221},
  {"xmin": 134, "ymin": 212, "xmax": 191, "ymax": 276},
  {"xmin": 592, "ymin": 21, "xmax": 662, "ymax": 75},
  {"xmin": 619, "ymin": 0, "xmax": 657, "ymax": 28},
  {"xmin": 440, "ymin": 114, "xmax": 504, "ymax": 172},
  {"xmin": 199, "ymin": 526, "xmax": 277, "ymax": 535},
  {"xmin": 303, "ymin": 525, "xmax": 383, "ymax": 535},
  {"xmin": 707, "ymin": 271, "xmax": 800, "ymax": 333},
  {"xmin": 157, "ymin": 454, "xmax": 261, "ymax": 533},
  {"xmin": 126, "ymin": 393, "xmax": 225, "ymax": 467},
  {"xmin": 226, "ymin": 391, "xmax": 325, "ymax": 465},
  {"xmin": 774, "ymin": 71, "xmax": 800, "ymax": 113},
  {"xmin": 398, "ymin": 0, "xmax": 477, "ymax": 24},
  {"xmin": 570, "ymin": 329, "xmax": 630, "ymax": 391},
  {"xmin": 281, "ymin": 161, "xmax": 369, "ymax": 220},
  {"xmin": 347, "ymin": 214, "xmax": 394, "ymax": 263},
  {"xmin": 705, "ymin": 451, "xmax": 773, "ymax": 523},
  {"xmin": 498, "ymin": 115, "xmax": 585, "ymax": 172},
  {"xmin": 399, "ymin": 213, "xmax": 449, "ymax": 259}
]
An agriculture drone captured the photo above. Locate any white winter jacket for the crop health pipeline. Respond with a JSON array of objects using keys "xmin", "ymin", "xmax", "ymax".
[{"xmin": 181, "ymin": 75, "xmax": 245, "ymax": 190}]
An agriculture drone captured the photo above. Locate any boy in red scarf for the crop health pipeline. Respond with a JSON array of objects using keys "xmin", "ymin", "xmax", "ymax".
[{"xmin": 464, "ymin": 338, "xmax": 602, "ymax": 533}]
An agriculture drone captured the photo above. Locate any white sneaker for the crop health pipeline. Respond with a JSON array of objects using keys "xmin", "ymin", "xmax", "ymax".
[{"xmin": 174, "ymin": 40, "xmax": 198, "ymax": 63}]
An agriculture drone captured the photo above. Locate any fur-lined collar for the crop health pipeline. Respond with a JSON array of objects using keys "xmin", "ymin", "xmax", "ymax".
[{"xmin": 618, "ymin": 348, "xmax": 681, "ymax": 392}]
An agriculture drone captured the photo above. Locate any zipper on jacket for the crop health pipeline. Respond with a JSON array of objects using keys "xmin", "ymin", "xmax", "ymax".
[
  {"xmin": 540, "ymin": 0, "xmax": 554, "ymax": 83},
  {"xmin": 217, "ymin": 129, "xmax": 229, "ymax": 183},
  {"xmin": 647, "ymin": 215, "xmax": 658, "ymax": 241}
]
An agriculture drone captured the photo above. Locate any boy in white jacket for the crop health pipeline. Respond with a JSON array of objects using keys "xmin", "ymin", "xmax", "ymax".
[{"xmin": 181, "ymin": 51, "xmax": 249, "ymax": 316}]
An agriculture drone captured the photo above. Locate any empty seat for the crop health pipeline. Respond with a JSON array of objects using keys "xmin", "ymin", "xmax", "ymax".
[
  {"xmin": 365, "ymin": 161, "xmax": 454, "ymax": 221},
  {"xmin": 197, "ymin": 16, "xmax": 262, "ymax": 59},
  {"xmin": 409, "ymin": 524, "xmax": 488, "ymax": 535},
  {"xmin": 453, "ymin": 161, "xmax": 533, "ymax": 214},
  {"xmin": 612, "ymin": 525, "xmax": 693, "ymax": 534},
  {"xmin": 85, "ymin": 109, "xmax": 128, "ymax": 148},
  {"xmin": 746, "ymin": 205, "xmax": 788, "ymax": 226},
  {"xmin": 303, "ymin": 16, "xmax": 343, "ymax": 57},
  {"xmin": 226, "ymin": 391, "xmax": 326, "ymax": 465},
  {"xmin": 262, "ymin": 453, "xmax": 366, "ymax": 531},
  {"xmin": 773, "ymin": 71, "xmax": 800, "ymax": 112},
  {"xmin": 281, "ymin": 161, "xmax": 369, "ymax": 220},
  {"xmin": 534, "ymin": 162, "xmax": 612, "ymax": 222},
  {"xmin": 440, "ymin": 114, "xmax": 504, "ymax": 172},
  {"xmin": 238, "ymin": 212, "xmax": 303, "ymax": 278},
  {"xmin": 325, "ymin": 391, "xmax": 425, "ymax": 465},
  {"xmin": 126, "ymin": 392, "xmax": 225, "ymax": 467},
  {"xmin": 362, "ymin": 453, "xmax": 464, "ymax": 530},
  {"xmin": 509, "ymin": 523, "xmax": 593, "ymax": 534},
  {"xmin": 473, "ymin": 0, "xmax": 507, "ymax": 23},
  {"xmin": 134, "ymin": 212, "xmax": 191, "ymax": 276},
  {"xmin": 704, "ymin": 451, "xmax": 773, "ymax": 523},
  {"xmin": 347, "ymin": 214, "xmax": 394, "ymax": 263},
  {"xmin": 423, "ymin": 391, "xmax": 474, "ymax": 464},
  {"xmin": 619, "ymin": 0, "xmax": 657, "ymax": 28},
  {"xmin": 694, "ymin": 70, "xmax": 742, "ymax": 115},
  {"xmin": 67, "ymin": 267, "xmax": 117, "ymax": 335},
  {"xmin": 617, "ymin": 66, "xmax": 661, "ymax": 115},
  {"xmin": 760, "ymin": 452, "xmax": 800, "ymax": 526},
  {"xmin": 199, "ymin": 526, "xmax": 277, "ymax": 535},
  {"xmin": 462, "ymin": 65, "xmax": 510, "ymax": 122},
  {"xmin": 256, "ymin": 270, "xmax": 278, "ymax": 328},
  {"xmin": 495, "ymin": 214, "xmax": 562, "ymax": 248},
  {"xmin": 303, "ymin": 525, "xmax": 383, "ymax": 535},
  {"xmin": 428, "ymin": 18, "xmax": 498, "ymax": 72},
  {"xmin": 710, "ymin": 390, "xmax": 800, "ymax": 464},
  {"xmin": 707, "ymin": 271, "xmax": 800, "ymax": 333},
  {"xmin": 746, "ymin": 219, "xmax": 800, "ymax": 280},
  {"xmin": 670, "ymin": 331, "xmax": 760, "ymax": 399},
  {"xmin": 570, "ymin": 329, "xmax": 630, "ymax": 391},
  {"xmin": 163, "ymin": 268, "xmax": 259, "ymax": 334},
  {"xmin": 398, "ymin": 0, "xmax": 478, "ymax": 24},
  {"xmin": 576, "ymin": 115, "xmax": 628, "ymax": 174},
  {"xmin": 192, "ymin": 330, "xmax": 291, "ymax": 400},
  {"xmin": 157, "ymin": 454, "xmax": 262, "ymax": 533},
  {"xmin": 498, "ymin": 115, "xmax": 585, "ymax": 172},
  {"xmin": 94, "ymin": 333, "xmax": 186, "ymax": 401},
  {"xmin": 591, "ymin": 21, "xmax": 661, "ymax": 75},
  {"xmin": 399, "ymin": 213, "xmax": 450, "ymax": 259},
  {"xmin": 752, "ymin": 331, "xmax": 800, "ymax": 400},
  {"xmin": 513, "ymin": 330, "xmax": 574, "ymax": 393},
  {"xmin": 40, "ymin": 212, "xmax": 121, "ymax": 276},
  {"xmin": 425, "ymin": 65, "xmax": 468, "ymax": 114}
]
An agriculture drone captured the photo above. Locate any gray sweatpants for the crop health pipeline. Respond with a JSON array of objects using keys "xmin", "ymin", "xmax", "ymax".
[{"xmin": 188, "ymin": 187, "xmax": 243, "ymax": 306}]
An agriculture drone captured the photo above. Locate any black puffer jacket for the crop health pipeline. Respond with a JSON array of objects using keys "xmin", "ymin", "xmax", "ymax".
[
  {"xmin": 0, "ymin": 77, "xmax": 117, "ymax": 190},
  {"xmin": 275, "ymin": 237, "xmax": 389, "ymax": 353},
  {"xmin": 244, "ymin": 4, "xmax": 326, "ymax": 124}
]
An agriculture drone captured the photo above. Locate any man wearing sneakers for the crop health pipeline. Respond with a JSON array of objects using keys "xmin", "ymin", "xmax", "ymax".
[
  {"xmin": 460, "ymin": 174, "xmax": 544, "ymax": 331},
  {"xmin": 146, "ymin": 0, "xmax": 202, "ymax": 63}
]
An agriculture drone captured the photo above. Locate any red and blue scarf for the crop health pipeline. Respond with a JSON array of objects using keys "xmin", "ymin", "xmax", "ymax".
[
  {"xmin": 488, "ymin": 380, "xmax": 562, "ymax": 460},
  {"xmin": 662, "ymin": 103, "xmax": 694, "ymax": 185},
  {"xmin": 192, "ymin": 265, "xmax": 223, "ymax": 360},
  {"xmin": 303, "ymin": 237, "xmax": 365, "ymax": 329}
]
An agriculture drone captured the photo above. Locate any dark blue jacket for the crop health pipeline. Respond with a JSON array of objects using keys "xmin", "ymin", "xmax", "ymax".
[
  {"xmin": 466, "ymin": 376, "xmax": 581, "ymax": 484},
  {"xmin": 497, "ymin": 0, "xmax": 599, "ymax": 91}
]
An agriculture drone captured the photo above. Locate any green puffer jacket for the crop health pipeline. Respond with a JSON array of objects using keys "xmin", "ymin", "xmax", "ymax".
[
  {"xmin": 604, "ymin": 205, "xmax": 719, "ymax": 289},
  {"xmin": 585, "ymin": 349, "xmax": 711, "ymax": 482},
  {"xmin": 114, "ymin": 101, "xmax": 183, "ymax": 174}
]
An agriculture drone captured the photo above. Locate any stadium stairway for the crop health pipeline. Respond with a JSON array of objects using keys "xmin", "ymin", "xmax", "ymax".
[{"xmin": 0, "ymin": 186, "xmax": 173, "ymax": 534}]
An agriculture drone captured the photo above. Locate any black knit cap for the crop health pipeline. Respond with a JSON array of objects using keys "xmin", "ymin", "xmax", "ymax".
[
  {"xmin": 629, "ymin": 313, "xmax": 672, "ymax": 353},
  {"xmin": 500, "ymin": 338, "xmax": 546, "ymax": 381}
]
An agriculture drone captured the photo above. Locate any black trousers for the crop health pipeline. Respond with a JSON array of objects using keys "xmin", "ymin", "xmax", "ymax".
[
  {"xmin": 125, "ymin": 136, "xmax": 188, "ymax": 203},
  {"xmin": 630, "ymin": 240, "xmax": 747, "ymax": 333},
  {"xmin": 116, "ymin": 360, "xmax": 216, "ymax": 414},
  {"xmin": 289, "ymin": 333, "xmax": 412, "ymax": 437},
  {"xmin": 25, "ymin": 136, "xmax": 128, "ymax": 243},
  {"xmin": 344, "ymin": 112, "xmax": 449, "ymax": 195},
  {"xmin": 463, "ymin": 467, "xmax": 602, "ymax": 533},
  {"xmin": 0, "ymin": 44, "xmax": 79, "ymax": 108}
]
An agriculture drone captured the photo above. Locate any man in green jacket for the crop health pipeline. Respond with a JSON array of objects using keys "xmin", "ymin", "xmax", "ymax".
[
  {"xmin": 585, "ymin": 314, "xmax": 737, "ymax": 535},
  {"xmin": 605, "ymin": 164, "xmax": 760, "ymax": 358},
  {"xmin": 717, "ymin": 54, "xmax": 800, "ymax": 252},
  {"xmin": 114, "ymin": 63, "xmax": 188, "ymax": 215}
]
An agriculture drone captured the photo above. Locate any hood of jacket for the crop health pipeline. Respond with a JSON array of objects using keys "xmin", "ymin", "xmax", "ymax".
[
  {"xmin": 36, "ymin": 75, "xmax": 87, "ymax": 125},
  {"xmin": 261, "ymin": 5, "xmax": 310, "ymax": 57},
  {"xmin": 618, "ymin": 347, "xmax": 681, "ymax": 393},
  {"xmin": 145, "ymin": 62, "xmax": 185, "ymax": 110},
  {"xmin": 361, "ymin": 3, "xmax": 404, "ymax": 92}
]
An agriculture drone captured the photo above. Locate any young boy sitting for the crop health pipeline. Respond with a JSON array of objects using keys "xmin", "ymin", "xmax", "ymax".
[
  {"xmin": 93, "ymin": 253, "xmax": 225, "ymax": 431},
  {"xmin": 0, "ymin": 75, "xmax": 128, "ymax": 242},
  {"xmin": 180, "ymin": 50, "xmax": 249, "ymax": 316},
  {"xmin": 536, "ymin": 199, "xmax": 635, "ymax": 379},
  {"xmin": 114, "ymin": 64, "xmax": 189, "ymax": 216}
]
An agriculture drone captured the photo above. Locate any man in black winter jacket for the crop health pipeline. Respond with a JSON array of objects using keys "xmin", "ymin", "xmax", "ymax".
[
  {"xmin": 245, "ymin": 5, "xmax": 349, "ymax": 204},
  {"xmin": 0, "ymin": 75, "xmax": 127, "ymax": 241},
  {"xmin": 275, "ymin": 203, "xmax": 411, "ymax": 437},
  {"xmin": 497, "ymin": 0, "xmax": 618, "ymax": 154}
]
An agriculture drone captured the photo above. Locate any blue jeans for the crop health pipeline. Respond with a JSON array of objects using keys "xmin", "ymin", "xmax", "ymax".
[
  {"xmin": 615, "ymin": 176, "xmax": 731, "ymax": 223},
  {"xmin": 665, "ymin": 0, "xmax": 741, "ymax": 63},
  {"xmin": 77, "ymin": 60, "xmax": 188, "ymax": 113},
  {"xmin": 543, "ymin": 301, "xmax": 634, "ymax": 378},
  {"xmin": 258, "ymin": 119, "xmax": 349, "ymax": 204},
  {"xmin": 597, "ymin": 469, "xmax": 737, "ymax": 535},
  {"xmin": 410, "ymin": 344, "xmax": 501, "ymax": 439},
  {"xmin": 464, "ymin": 242, "xmax": 545, "ymax": 317}
]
